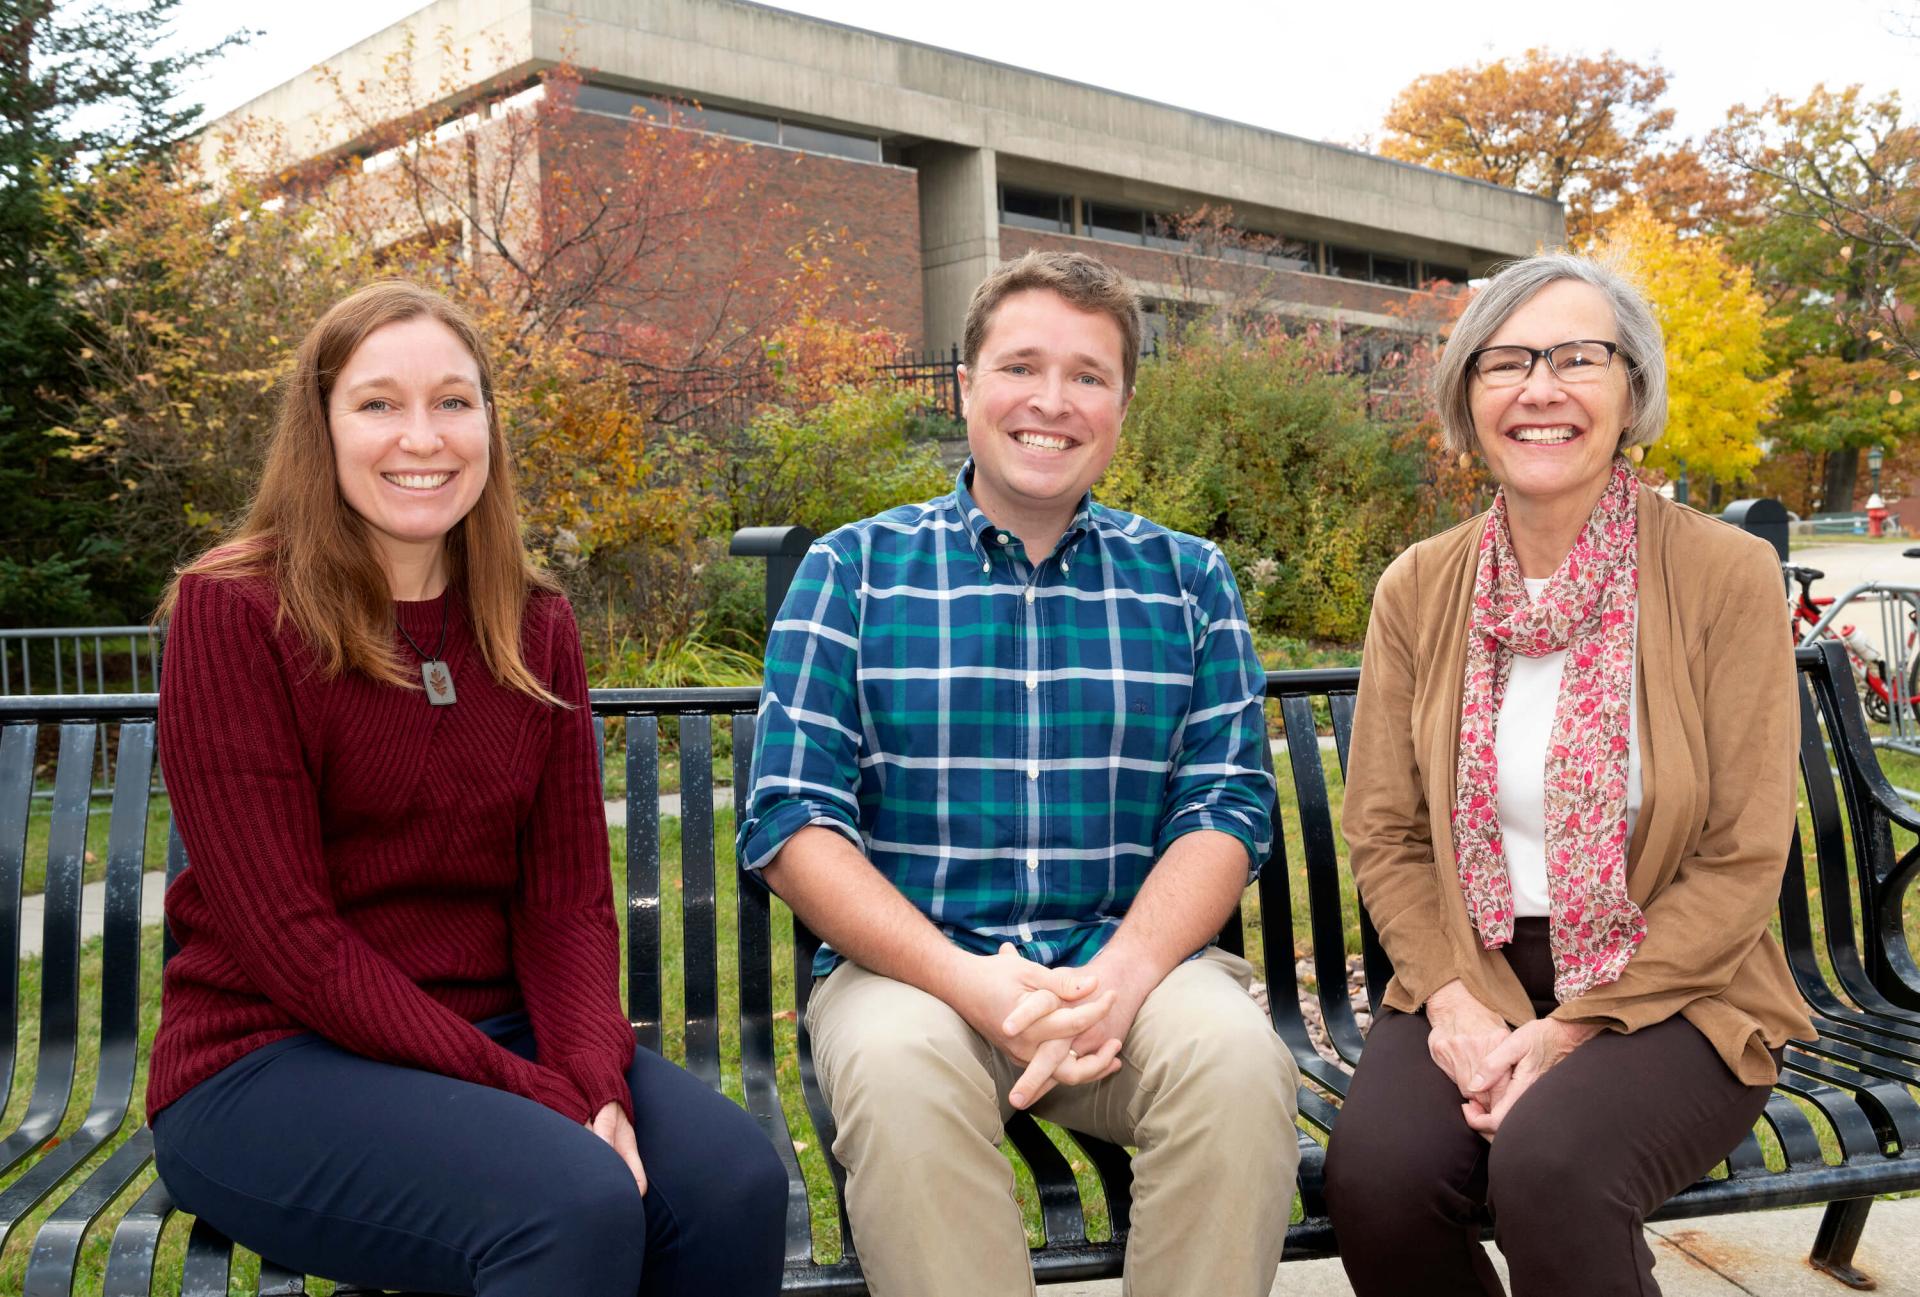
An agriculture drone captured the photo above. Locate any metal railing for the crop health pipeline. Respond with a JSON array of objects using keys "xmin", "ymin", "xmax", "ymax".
[
  {"xmin": 1, "ymin": 626, "xmax": 164, "ymax": 796},
  {"xmin": 1797, "ymin": 581, "xmax": 1920, "ymax": 756},
  {"xmin": 0, "ymin": 626, "xmax": 163, "ymax": 697}
]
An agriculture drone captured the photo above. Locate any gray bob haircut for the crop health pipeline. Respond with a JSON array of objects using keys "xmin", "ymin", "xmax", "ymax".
[{"xmin": 1433, "ymin": 251, "xmax": 1668, "ymax": 457}]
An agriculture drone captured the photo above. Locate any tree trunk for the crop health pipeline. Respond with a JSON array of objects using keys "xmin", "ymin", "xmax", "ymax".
[{"xmin": 1822, "ymin": 447, "xmax": 1861, "ymax": 513}]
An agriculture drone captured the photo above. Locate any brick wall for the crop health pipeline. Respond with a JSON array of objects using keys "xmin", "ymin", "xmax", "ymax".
[{"xmin": 544, "ymin": 113, "xmax": 924, "ymax": 356}]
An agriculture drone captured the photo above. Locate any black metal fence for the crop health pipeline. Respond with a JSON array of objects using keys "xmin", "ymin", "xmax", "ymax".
[{"xmin": 636, "ymin": 347, "xmax": 966, "ymax": 433}]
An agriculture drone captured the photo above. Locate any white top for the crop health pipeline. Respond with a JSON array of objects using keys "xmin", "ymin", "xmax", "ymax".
[{"xmin": 1494, "ymin": 578, "xmax": 1644, "ymax": 918}]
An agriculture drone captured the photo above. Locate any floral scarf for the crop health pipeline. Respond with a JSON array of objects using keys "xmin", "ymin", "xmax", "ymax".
[{"xmin": 1452, "ymin": 457, "xmax": 1645, "ymax": 1002}]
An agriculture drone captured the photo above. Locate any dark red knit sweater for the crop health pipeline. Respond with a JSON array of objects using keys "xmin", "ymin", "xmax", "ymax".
[{"xmin": 147, "ymin": 571, "xmax": 634, "ymax": 1124}]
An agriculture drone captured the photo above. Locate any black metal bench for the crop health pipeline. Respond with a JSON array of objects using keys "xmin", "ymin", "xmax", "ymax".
[{"xmin": 2, "ymin": 644, "xmax": 1918, "ymax": 1294}]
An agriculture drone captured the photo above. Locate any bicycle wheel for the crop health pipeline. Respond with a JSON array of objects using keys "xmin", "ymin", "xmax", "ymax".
[{"xmin": 1865, "ymin": 662, "xmax": 1892, "ymax": 724}]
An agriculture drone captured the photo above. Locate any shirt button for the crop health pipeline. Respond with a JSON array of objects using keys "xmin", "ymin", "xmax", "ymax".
[
  {"xmin": 996, "ymin": 532, "xmax": 1009, "ymax": 545},
  {"xmin": 981, "ymin": 559, "xmax": 990, "ymax": 573},
  {"xmin": 1026, "ymin": 674, "xmax": 1038, "ymax": 691},
  {"xmin": 1028, "ymin": 763, "xmax": 1039, "ymax": 780},
  {"xmin": 1026, "ymin": 854, "xmax": 1039, "ymax": 871},
  {"xmin": 1062, "ymin": 559, "xmax": 1070, "ymax": 573},
  {"xmin": 1024, "ymin": 588, "xmax": 1036, "ymax": 605}
]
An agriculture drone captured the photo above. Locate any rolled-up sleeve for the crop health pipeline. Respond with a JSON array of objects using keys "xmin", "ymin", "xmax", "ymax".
[
  {"xmin": 737, "ymin": 541, "xmax": 868, "ymax": 873},
  {"xmin": 1155, "ymin": 544, "xmax": 1275, "ymax": 875}
]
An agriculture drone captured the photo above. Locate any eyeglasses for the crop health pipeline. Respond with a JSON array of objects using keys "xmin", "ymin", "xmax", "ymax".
[{"xmin": 1466, "ymin": 340, "xmax": 1629, "ymax": 387}]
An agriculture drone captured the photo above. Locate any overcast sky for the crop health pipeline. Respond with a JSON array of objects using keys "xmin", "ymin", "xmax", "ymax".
[{"xmin": 169, "ymin": 0, "xmax": 1919, "ymax": 148}]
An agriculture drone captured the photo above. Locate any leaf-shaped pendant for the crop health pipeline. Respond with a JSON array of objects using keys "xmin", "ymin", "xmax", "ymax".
[{"xmin": 423, "ymin": 659, "xmax": 456, "ymax": 706}]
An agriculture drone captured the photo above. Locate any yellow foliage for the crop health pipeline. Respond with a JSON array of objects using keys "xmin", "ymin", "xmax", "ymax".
[{"xmin": 1592, "ymin": 210, "xmax": 1784, "ymax": 487}]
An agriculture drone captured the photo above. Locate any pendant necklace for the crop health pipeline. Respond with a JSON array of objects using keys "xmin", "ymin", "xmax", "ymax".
[{"xmin": 397, "ymin": 595, "xmax": 457, "ymax": 706}]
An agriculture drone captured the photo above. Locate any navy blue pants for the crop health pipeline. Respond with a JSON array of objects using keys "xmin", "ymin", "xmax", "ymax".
[{"xmin": 152, "ymin": 1012, "xmax": 787, "ymax": 1297}]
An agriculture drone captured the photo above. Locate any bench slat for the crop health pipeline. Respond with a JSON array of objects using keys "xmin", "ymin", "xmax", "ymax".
[
  {"xmin": 1075, "ymin": 1131, "xmax": 1133, "ymax": 1239},
  {"xmin": 680, "ymin": 713, "xmax": 722, "ymax": 1088},
  {"xmin": 1722, "ymin": 1127, "xmax": 1771, "ymax": 1179},
  {"xmin": 256, "ymin": 1258, "xmax": 306, "ymax": 1294},
  {"xmin": 179, "ymin": 1216, "xmax": 233, "ymax": 1297},
  {"xmin": 1773, "ymin": 1070, "xmax": 1887, "ymax": 1162},
  {"xmin": 1802, "ymin": 646, "xmax": 1920, "ymax": 1008},
  {"xmin": 22, "ymin": 1126, "xmax": 156, "ymax": 1297},
  {"xmin": 1792, "ymin": 1050, "xmax": 1920, "ymax": 1149},
  {"xmin": 626, "ymin": 715, "xmax": 663, "ymax": 1053},
  {"xmin": 1245, "ymin": 758, "xmax": 1356, "ymax": 1106},
  {"xmin": 1323, "ymin": 693, "xmax": 1392, "ymax": 1016},
  {"xmin": 0, "ymin": 723, "xmax": 33, "ymax": 1118},
  {"xmin": 1005, "ymin": 1116, "xmax": 1091, "ymax": 1246},
  {"xmin": 0, "ymin": 724, "xmax": 93, "ymax": 1185},
  {"xmin": 0, "ymin": 722, "xmax": 153, "ymax": 1237},
  {"xmin": 102, "ymin": 1172, "xmax": 172, "ymax": 1297},
  {"xmin": 1277, "ymin": 696, "xmax": 1366, "ymax": 1066},
  {"xmin": 730, "ymin": 715, "xmax": 817, "ymax": 1266}
]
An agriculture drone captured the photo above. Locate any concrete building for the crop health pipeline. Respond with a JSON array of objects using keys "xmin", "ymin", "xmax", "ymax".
[{"xmin": 206, "ymin": 0, "xmax": 1566, "ymax": 350}]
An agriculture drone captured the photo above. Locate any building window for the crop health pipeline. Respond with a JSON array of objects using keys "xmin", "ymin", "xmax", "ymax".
[
  {"xmin": 1328, "ymin": 243, "xmax": 1426, "ymax": 287},
  {"xmin": 575, "ymin": 85, "xmax": 880, "ymax": 162},
  {"xmin": 779, "ymin": 121, "xmax": 882, "ymax": 163},
  {"xmin": 1326, "ymin": 244, "xmax": 1371, "ymax": 280},
  {"xmin": 1000, "ymin": 186, "xmax": 1071, "ymax": 233},
  {"xmin": 1423, "ymin": 262, "xmax": 1470, "ymax": 286},
  {"xmin": 1370, "ymin": 254, "xmax": 1412, "ymax": 288},
  {"xmin": 1085, "ymin": 202, "xmax": 1148, "ymax": 246},
  {"xmin": 1221, "ymin": 237, "xmax": 1318, "ymax": 273}
]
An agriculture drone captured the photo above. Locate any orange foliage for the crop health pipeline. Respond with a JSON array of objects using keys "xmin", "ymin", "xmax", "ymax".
[
  {"xmin": 58, "ymin": 28, "xmax": 881, "ymax": 639},
  {"xmin": 1379, "ymin": 49, "xmax": 1734, "ymax": 238}
]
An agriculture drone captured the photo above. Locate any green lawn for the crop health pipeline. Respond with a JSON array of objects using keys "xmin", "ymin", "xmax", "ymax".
[{"xmin": 20, "ymin": 795, "xmax": 172, "ymax": 897}]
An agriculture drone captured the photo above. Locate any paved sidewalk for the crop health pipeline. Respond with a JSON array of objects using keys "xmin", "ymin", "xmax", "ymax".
[
  {"xmin": 18, "ymin": 867, "xmax": 167, "ymax": 959},
  {"xmin": 1049, "ymin": 1198, "xmax": 1920, "ymax": 1295}
]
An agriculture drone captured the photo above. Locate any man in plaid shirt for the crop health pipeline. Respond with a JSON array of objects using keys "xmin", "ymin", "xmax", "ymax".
[{"xmin": 738, "ymin": 250, "xmax": 1299, "ymax": 1296}]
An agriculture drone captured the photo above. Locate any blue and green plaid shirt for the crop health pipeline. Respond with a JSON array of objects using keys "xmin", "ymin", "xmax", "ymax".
[{"xmin": 737, "ymin": 463, "xmax": 1274, "ymax": 977}]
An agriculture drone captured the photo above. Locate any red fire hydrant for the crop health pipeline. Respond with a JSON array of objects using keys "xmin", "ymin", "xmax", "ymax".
[{"xmin": 1868, "ymin": 492, "xmax": 1889, "ymax": 537}]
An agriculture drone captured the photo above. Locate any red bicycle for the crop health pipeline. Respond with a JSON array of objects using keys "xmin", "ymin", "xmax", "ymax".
[{"xmin": 1786, "ymin": 559, "xmax": 1920, "ymax": 724}]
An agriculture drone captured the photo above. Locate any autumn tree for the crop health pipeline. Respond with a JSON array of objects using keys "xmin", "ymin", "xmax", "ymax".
[
  {"xmin": 55, "ymin": 38, "xmax": 885, "ymax": 638},
  {"xmin": 283, "ymin": 35, "xmax": 877, "ymax": 398},
  {"xmin": 1379, "ymin": 49, "xmax": 1738, "ymax": 238},
  {"xmin": 1717, "ymin": 86, "xmax": 1920, "ymax": 509},
  {"xmin": 1716, "ymin": 85, "xmax": 1919, "ymax": 365},
  {"xmin": 1592, "ymin": 210, "xmax": 1783, "ymax": 501},
  {"xmin": 0, "ymin": 0, "xmax": 243, "ymax": 620}
]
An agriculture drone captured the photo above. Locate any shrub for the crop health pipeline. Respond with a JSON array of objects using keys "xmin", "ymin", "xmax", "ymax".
[
  {"xmin": 1100, "ymin": 330, "xmax": 1421, "ymax": 644},
  {"xmin": 717, "ymin": 385, "xmax": 953, "ymax": 536}
]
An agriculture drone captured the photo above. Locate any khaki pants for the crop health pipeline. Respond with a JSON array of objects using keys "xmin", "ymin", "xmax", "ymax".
[{"xmin": 807, "ymin": 946, "xmax": 1301, "ymax": 1297}]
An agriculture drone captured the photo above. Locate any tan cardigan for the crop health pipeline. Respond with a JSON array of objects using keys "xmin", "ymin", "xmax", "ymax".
[{"xmin": 1342, "ymin": 485, "xmax": 1815, "ymax": 1085}]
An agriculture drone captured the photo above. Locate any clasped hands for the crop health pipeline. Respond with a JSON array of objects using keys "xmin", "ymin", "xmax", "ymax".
[
  {"xmin": 1424, "ymin": 979, "xmax": 1600, "ymax": 1140},
  {"xmin": 956, "ymin": 943, "xmax": 1138, "ymax": 1112}
]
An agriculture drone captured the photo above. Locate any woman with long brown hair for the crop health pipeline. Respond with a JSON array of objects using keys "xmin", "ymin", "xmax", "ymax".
[{"xmin": 147, "ymin": 280, "xmax": 785, "ymax": 1296}]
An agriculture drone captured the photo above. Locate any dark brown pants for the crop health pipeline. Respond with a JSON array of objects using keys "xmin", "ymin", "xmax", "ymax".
[{"xmin": 1322, "ymin": 920, "xmax": 1776, "ymax": 1296}]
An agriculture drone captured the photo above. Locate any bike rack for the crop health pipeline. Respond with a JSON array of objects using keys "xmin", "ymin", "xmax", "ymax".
[{"xmin": 1800, "ymin": 581, "xmax": 1920, "ymax": 756}]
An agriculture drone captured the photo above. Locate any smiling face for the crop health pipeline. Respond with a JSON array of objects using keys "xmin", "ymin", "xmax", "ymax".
[
  {"xmin": 328, "ymin": 315, "xmax": 492, "ymax": 590},
  {"xmin": 958, "ymin": 288, "xmax": 1130, "ymax": 541},
  {"xmin": 1470, "ymin": 279, "xmax": 1633, "ymax": 511}
]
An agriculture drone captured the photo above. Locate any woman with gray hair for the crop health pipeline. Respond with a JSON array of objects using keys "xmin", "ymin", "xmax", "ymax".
[{"xmin": 1325, "ymin": 252, "xmax": 1813, "ymax": 1294}]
